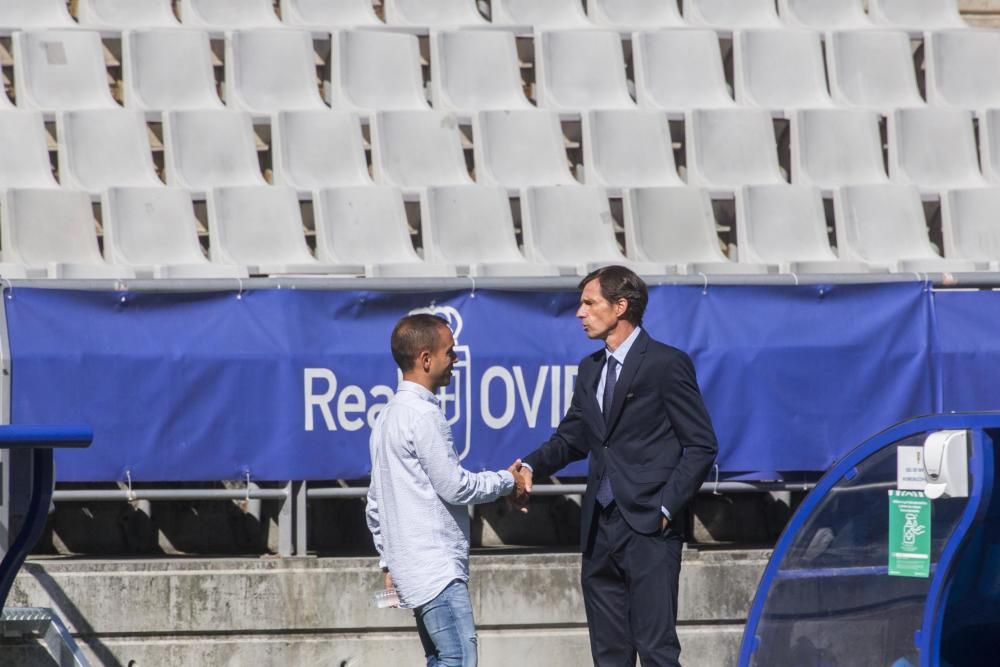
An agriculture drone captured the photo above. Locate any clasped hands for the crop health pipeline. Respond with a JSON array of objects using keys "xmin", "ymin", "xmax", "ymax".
[{"xmin": 506, "ymin": 458, "xmax": 533, "ymax": 513}]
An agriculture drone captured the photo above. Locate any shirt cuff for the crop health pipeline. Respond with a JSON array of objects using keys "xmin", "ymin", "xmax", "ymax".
[
  {"xmin": 520, "ymin": 462, "xmax": 533, "ymax": 472},
  {"xmin": 661, "ymin": 506, "xmax": 672, "ymax": 521},
  {"xmin": 499, "ymin": 468, "xmax": 515, "ymax": 490}
]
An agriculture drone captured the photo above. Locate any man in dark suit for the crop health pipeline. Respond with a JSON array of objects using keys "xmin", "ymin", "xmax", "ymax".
[{"xmin": 515, "ymin": 265, "xmax": 718, "ymax": 666}]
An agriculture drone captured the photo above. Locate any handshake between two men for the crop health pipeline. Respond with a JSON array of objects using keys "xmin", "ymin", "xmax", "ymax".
[{"xmin": 505, "ymin": 459, "xmax": 533, "ymax": 513}]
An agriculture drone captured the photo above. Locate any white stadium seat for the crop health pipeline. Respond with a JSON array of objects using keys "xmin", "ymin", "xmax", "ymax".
[
  {"xmin": 888, "ymin": 108, "xmax": 986, "ymax": 191},
  {"xmin": 2, "ymin": 188, "xmax": 134, "ymax": 279},
  {"xmin": 834, "ymin": 184, "xmax": 980, "ymax": 272},
  {"xmin": 430, "ymin": 30, "xmax": 532, "ymax": 113},
  {"xmin": 329, "ymin": 29, "xmax": 428, "ymax": 112},
  {"xmin": 56, "ymin": 109, "xmax": 163, "ymax": 194},
  {"xmin": 472, "ymin": 109, "xmax": 576, "ymax": 188},
  {"xmin": 225, "ymin": 29, "xmax": 326, "ymax": 114},
  {"xmin": 0, "ymin": 0, "xmax": 76, "ymax": 30},
  {"xmin": 271, "ymin": 110, "xmax": 372, "ymax": 190},
  {"xmin": 371, "ymin": 111, "xmax": 472, "ymax": 189},
  {"xmin": 208, "ymin": 185, "xmax": 359, "ymax": 275},
  {"xmin": 777, "ymin": 0, "xmax": 873, "ymax": 30},
  {"xmin": 123, "ymin": 29, "xmax": 223, "ymax": 111},
  {"xmin": 684, "ymin": 0, "xmax": 782, "ymax": 29},
  {"xmin": 581, "ymin": 110, "xmax": 683, "ymax": 188},
  {"xmin": 77, "ymin": 0, "xmax": 180, "ymax": 29},
  {"xmin": 279, "ymin": 0, "xmax": 382, "ymax": 27},
  {"xmin": 0, "ymin": 111, "xmax": 59, "ymax": 190},
  {"xmin": 941, "ymin": 188, "xmax": 1000, "ymax": 270},
  {"xmin": 790, "ymin": 109, "xmax": 888, "ymax": 188},
  {"xmin": 633, "ymin": 29, "xmax": 734, "ymax": 112},
  {"xmin": 102, "ymin": 186, "xmax": 248, "ymax": 279},
  {"xmin": 733, "ymin": 29, "xmax": 833, "ymax": 112},
  {"xmin": 491, "ymin": 0, "xmax": 593, "ymax": 28},
  {"xmin": 827, "ymin": 30, "xmax": 924, "ymax": 111},
  {"xmin": 179, "ymin": 0, "xmax": 281, "ymax": 29},
  {"xmin": 587, "ymin": 0, "xmax": 686, "ymax": 29},
  {"xmin": 685, "ymin": 109, "xmax": 785, "ymax": 188},
  {"xmin": 163, "ymin": 110, "xmax": 266, "ymax": 190},
  {"xmin": 521, "ymin": 184, "xmax": 668, "ymax": 276},
  {"xmin": 383, "ymin": 0, "xmax": 487, "ymax": 27},
  {"xmin": 736, "ymin": 184, "xmax": 869, "ymax": 273},
  {"xmin": 978, "ymin": 110, "xmax": 1000, "ymax": 185},
  {"xmin": 925, "ymin": 30, "xmax": 1000, "ymax": 110},
  {"xmin": 623, "ymin": 186, "xmax": 771, "ymax": 274},
  {"xmin": 535, "ymin": 30, "xmax": 635, "ymax": 112},
  {"xmin": 421, "ymin": 185, "xmax": 559, "ymax": 277},
  {"xmin": 869, "ymin": 0, "xmax": 966, "ymax": 30},
  {"xmin": 13, "ymin": 30, "xmax": 118, "ymax": 111},
  {"xmin": 313, "ymin": 185, "xmax": 456, "ymax": 278}
]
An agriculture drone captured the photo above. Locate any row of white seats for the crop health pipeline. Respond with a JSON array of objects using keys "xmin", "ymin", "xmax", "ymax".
[
  {"xmin": 3, "ymin": 182, "xmax": 995, "ymax": 281},
  {"xmin": 6, "ymin": 27, "xmax": 998, "ymax": 115},
  {"xmin": 4, "ymin": 0, "xmax": 971, "ymax": 32},
  {"xmin": 5, "ymin": 107, "xmax": 1000, "ymax": 196}
]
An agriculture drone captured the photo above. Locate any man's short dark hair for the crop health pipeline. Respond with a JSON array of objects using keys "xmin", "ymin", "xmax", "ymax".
[
  {"xmin": 391, "ymin": 314, "xmax": 450, "ymax": 372},
  {"xmin": 579, "ymin": 265, "xmax": 648, "ymax": 326}
]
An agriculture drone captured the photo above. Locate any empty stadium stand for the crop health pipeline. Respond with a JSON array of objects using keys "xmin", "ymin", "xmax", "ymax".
[
  {"xmin": 4, "ymin": 4, "xmax": 1000, "ymax": 666},
  {"xmin": 0, "ymin": 0, "xmax": 990, "ymax": 280}
]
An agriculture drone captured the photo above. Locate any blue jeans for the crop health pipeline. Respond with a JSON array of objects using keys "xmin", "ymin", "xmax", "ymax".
[{"xmin": 413, "ymin": 579, "xmax": 477, "ymax": 667}]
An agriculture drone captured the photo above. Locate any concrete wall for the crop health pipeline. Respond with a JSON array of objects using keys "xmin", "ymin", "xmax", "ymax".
[
  {"xmin": 5, "ymin": 549, "xmax": 768, "ymax": 666},
  {"xmin": 963, "ymin": 0, "xmax": 1000, "ymax": 25}
]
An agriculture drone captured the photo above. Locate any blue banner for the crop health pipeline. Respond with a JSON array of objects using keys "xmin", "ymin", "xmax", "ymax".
[
  {"xmin": 931, "ymin": 289, "xmax": 1000, "ymax": 415},
  {"xmin": 5, "ymin": 283, "xmax": 938, "ymax": 482}
]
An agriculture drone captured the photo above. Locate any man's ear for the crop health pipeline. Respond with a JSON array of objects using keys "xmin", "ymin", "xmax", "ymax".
[
  {"xmin": 419, "ymin": 349, "xmax": 432, "ymax": 371},
  {"xmin": 615, "ymin": 298, "xmax": 629, "ymax": 318}
]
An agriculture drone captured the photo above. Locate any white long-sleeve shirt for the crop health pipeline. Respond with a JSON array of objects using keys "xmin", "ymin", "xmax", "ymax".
[{"xmin": 366, "ymin": 380, "xmax": 514, "ymax": 608}]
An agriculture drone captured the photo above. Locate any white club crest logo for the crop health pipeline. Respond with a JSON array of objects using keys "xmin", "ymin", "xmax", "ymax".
[{"xmin": 408, "ymin": 304, "xmax": 473, "ymax": 460}]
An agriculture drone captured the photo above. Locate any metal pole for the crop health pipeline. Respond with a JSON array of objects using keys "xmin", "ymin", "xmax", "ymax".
[
  {"xmin": 0, "ymin": 272, "xmax": 995, "ymax": 292},
  {"xmin": 52, "ymin": 488, "xmax": 289, "ymax": 502},
  {"xmin": 278, "ymin": 481, "xmax": 293, "ymax": 558},
  {"xmin": 304, "ymin": 480, "xmax": 816, "ymax": 499},
  {"xmin": 293, "ymin": 481, "xmax": 307, "ymax": 557}
]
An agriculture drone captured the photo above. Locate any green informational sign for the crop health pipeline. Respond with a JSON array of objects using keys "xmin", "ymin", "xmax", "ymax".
[{"xmin": 888, "ymin": 490, "xmax": 931, "ymax": 578}]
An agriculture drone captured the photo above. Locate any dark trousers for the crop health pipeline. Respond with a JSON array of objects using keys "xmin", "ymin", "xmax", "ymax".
[{"xmin": 581, "ymin": 503, "xmax": 683, "ymax": 667}]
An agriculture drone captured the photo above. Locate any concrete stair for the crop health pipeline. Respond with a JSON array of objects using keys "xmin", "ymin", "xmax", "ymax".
[{"xmin": 4, "ymin": 548, "xmax": 769, "ymax": 666}]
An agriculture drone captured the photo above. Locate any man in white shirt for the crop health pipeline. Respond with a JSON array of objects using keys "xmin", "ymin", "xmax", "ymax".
[{"xmin": 366, "ymin": 313, "xmax": 525, "ymax": 667}]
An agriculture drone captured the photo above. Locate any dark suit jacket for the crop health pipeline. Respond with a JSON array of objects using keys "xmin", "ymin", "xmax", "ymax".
[{"xmin": 523, "ymin": 328, "xmax": 718, "ymax": 552}]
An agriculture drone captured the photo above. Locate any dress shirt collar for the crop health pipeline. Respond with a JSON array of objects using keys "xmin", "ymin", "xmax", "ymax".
[
  {"xmin": 606, "ymin": 325, "xmax": 642, "ymax": 367},
  {"xmin": 397, "ymin": 379, "xmax": 441, "ymax": 407}
]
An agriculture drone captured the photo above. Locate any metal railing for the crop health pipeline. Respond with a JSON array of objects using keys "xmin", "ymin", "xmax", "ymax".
[{"xmin": 49, "ymin": 478, "xmax": 817, "ymax": 557}]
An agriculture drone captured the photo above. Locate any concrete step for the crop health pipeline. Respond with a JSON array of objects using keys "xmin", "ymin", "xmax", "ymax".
[{"xmin": 7, "ymin": 548, "xmax": 769, "ymax": 666}]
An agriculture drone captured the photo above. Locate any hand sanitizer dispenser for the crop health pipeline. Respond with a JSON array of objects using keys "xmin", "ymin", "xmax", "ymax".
[{"xmin": 922, "ymin": 430, "xmax": 969, "ymax": 500}]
